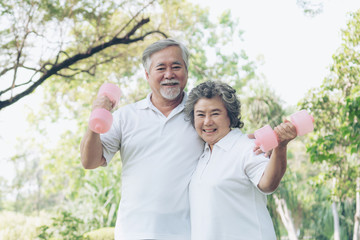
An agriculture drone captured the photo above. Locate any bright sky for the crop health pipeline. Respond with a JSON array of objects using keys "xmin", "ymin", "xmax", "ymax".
[
  {"xmin": 1, "ymin": 0, "xmax": 360, "ymax": 181},
  {"xmin": 194, "ymin": 0, "xmax": 360, "ymax": 106}
]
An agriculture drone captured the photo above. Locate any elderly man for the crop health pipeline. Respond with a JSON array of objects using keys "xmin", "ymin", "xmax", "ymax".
[{"xmin": 81, "ymin": 39, "xmax": 204, "ymax": 240}]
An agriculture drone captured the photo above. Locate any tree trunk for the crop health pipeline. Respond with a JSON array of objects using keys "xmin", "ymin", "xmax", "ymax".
[
  {"xmin": 332, "ymin": 201, "xmax": 340, "ymax": 240},
  {"xmin": 331, "ymin": 177, "xmax": 341, "ymax": 240},
  {"xmin": 273, "ymin": 194, "xmax": 298, "ymax": 240},
  {"xmin": 353, "ymin": 177, "xmax": 360, "ymax": 240}
]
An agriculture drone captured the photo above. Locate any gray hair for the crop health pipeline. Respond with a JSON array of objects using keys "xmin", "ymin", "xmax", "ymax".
[
  {"xmin": 184, "ymin": 81, "xmax": 244, "ymax": 129},
  {"xmin": 142, "ymin": 38, "xmax": 190, "ymax": 73}
]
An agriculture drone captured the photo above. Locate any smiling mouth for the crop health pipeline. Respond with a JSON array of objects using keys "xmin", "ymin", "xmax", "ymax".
[
  {"xmin": 161, "ymin": 80, "xmax": 179, "ymax": 86},
  {"xmin": 203, "ymin": 129, "xmax": 216, "ymax": 133}
]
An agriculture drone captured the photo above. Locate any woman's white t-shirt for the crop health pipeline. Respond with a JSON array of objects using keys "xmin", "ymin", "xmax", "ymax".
[{"xmin": 189, "ymin": 128, "xmax": 276, "ymax": 240}]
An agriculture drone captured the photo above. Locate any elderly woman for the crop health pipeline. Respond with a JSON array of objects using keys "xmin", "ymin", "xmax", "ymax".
[{"xmin": 184, "ymin": 81, "xmax": 297, "ymax": 240}]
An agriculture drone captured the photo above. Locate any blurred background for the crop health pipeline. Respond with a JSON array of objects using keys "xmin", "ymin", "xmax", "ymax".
[{"xmin": 0, "ymin": 0, "xmax": 359, "ymax": 239}]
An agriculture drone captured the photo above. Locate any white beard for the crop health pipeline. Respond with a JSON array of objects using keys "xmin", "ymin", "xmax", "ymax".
[
  {"xmin": 160, "ymin": 79, "xmax": 181, "ymax": 100},
  {"xmin": 160, "ymin": 86, "xmax": 181, "ymax": 100}
]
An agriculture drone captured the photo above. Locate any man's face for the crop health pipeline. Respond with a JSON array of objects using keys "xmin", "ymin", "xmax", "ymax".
[{"xmin": 145, "ymin": 46, "xmax": 188, "ymax": 101}]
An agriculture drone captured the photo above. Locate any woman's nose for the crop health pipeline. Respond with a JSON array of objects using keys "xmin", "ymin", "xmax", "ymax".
[{"xmin": 204, "ymin": 115, "xmax": 213, "ymax": 125}]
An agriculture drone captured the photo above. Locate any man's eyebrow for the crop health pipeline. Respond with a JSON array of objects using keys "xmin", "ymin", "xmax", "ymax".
[
  {"xmin": 154, "ymin": 61, "xmax": 183, "ymax": 68},
  {"xmin": 155, "ymin": 63, "xmax": 166, "ymax": 68}
]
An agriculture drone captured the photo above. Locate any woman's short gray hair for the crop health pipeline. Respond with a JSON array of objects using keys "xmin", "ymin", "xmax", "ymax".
[
  {"xmin": 142, "ymin": 38, "xmax": 189, "ymax": 73},
  {"xmin": 184, "ymin": 81, "xmax": 244, "ymax": 129}
]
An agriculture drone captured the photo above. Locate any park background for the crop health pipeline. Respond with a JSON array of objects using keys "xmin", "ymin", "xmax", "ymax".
[{"xmin": 0, "ymin": 0, "xmax": 359, "ymax": 239}]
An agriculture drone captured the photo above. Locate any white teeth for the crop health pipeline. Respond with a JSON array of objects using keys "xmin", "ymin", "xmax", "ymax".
[
  {"xmin": 203, "ymin": 129, "xmax": 216, "ymax": 133},
  {"xmin": 161, "ymin": 80, "xmax": 179, "ymax": 86}
]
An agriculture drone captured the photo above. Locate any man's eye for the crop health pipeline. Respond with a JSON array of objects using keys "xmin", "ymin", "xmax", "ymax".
[{"xmin": 156, "ymin": 68, "xmax": 165, "ymax": 71}]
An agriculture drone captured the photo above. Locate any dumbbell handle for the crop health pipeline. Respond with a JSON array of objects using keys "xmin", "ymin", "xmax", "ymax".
[{"xmin": 97, "ymin": 83, "xmax": 122, "ymax": 107}]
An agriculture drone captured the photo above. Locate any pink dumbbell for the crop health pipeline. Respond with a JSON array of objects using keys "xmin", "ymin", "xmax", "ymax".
[
  {"xmin": 254, "ymin": 110, "xmax": 314, "ymax": 152},
  {"xmin": 89, "ymin": 83, "xmax": 122, "ymax": 134}
]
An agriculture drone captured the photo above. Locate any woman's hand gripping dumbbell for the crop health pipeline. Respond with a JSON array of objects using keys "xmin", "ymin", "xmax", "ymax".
[{"xmin": 254, "ymin": 110, "xmax": 314, "ymax": 152}]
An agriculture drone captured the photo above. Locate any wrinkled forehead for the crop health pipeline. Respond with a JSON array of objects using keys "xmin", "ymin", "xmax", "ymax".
[
  {"xmin": 194, "ymin": 96, "xmax": 226, "ymax": 109},
  {"xmin": 149, "ymin": 46, "xmax": 184, "ymax": 65},
  {"xmin": 153, "ymin": 60, "xmax": 183, "ymax": 68}
]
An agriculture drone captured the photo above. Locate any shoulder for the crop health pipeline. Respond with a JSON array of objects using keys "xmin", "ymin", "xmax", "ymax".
[
  {"xmin": 112, "ymin": 98, "xmax": 146, "ymax": 121},
  {"xmin": 231, "ymin": 129, "xmax": 255, "ymax": 148},
  {"xmin": 116, "ymin": 98, "xmax": 146, "ymax": 111},
  {"xmin": 216, "ymin": 129, "xmax": 256, "ymax": 158}
]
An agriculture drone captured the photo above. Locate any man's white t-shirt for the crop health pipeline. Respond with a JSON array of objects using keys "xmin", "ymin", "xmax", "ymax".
[
  {"xmin": 100, "ymin": 93, "xmax": 204, "ymax": 240},
  {"xmin": 189, "ymin": 128, "xmax": 276, "ymax": 240}
]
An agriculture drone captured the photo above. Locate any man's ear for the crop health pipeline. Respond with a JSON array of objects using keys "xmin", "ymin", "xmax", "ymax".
[{"xmin": 145, "ymin": 70, "xmax": 149, "ymax": 81}]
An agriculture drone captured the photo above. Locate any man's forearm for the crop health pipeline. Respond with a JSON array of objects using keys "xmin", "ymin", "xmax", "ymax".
[{"xmin": 80, "ymin": 129, "xmax": 106, "ymax": 169}]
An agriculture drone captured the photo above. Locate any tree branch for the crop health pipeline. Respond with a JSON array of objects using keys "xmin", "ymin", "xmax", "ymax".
[{"xmin": 0, "ymin": 18, "xmax": 167, "ymax": 110}]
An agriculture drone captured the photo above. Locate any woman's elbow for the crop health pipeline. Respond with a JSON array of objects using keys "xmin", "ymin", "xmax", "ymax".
[{"xmin": 258, "ymin": 182, "xmax": 280, "ymax": 194}]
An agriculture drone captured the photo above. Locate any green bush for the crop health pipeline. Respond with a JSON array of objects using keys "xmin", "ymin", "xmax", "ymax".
[
  {"xmin": 0, "ymin": 211, "xmax": 50, "ymax": 240},
  {"xmin": 84, "ymin": 227, "xmax": 115, "ymax": 240},
  {"xmin": 0, "ymin": 210, "xmax": 114, "ymax": 240},
  {"xmin": 36, "ymin": 211, "xmax": 87, "ymax": 240}
]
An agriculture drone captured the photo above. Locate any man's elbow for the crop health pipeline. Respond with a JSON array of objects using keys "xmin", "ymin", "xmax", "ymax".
[
  {"xmin": 81, "ymin": 157, "xmax": 102, "ymax": 169},
  {"xmin": 81, "ymin": 161, "xmax": 93, "ymax": 170}
]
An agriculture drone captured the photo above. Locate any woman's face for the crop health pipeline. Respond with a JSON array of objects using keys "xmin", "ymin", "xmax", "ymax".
[{"xmin": 194, "ymin": 96, "xmax": 231, "ymax": 150}]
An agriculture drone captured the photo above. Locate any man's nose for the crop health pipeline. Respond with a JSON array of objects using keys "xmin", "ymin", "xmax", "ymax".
[{"xmin": 164, "ymin": 68, "xmax": 174, "ymax": 79}]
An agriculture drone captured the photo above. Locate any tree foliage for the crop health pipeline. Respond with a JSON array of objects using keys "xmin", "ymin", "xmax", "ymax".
[
  {"xmin": 301, "ymin": 9, "xmax": 360, "ymax": 198},
  {"xmin": 0, "ymin": 0, "xmax": 167, "ymax": 110},
  {"xmin": 300, "ymin": 9, "xmax": 360, "ymax": 239},
  {"xmin": 296, "ymin": 0, "xmax": 324, "ymax": 17},
  {"xmin": 36, "ymin": 211, "xmax": 86, "ymax": 240}
]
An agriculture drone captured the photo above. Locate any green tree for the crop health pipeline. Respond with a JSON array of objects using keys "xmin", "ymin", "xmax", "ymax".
[
  {"xmin": 296, "ymin": 0, "xmax": 324, "ymax": 16},
  {"xmin": 0, "ymin": 0, "xmax": 167, "ymax": 110},
  {"xmin": 301, "ymin": 9, "xmax": 360, "ymax": 240},
  {"xmin": 7, "ymin": 140, "xmax": 44, "ymax": 214}
]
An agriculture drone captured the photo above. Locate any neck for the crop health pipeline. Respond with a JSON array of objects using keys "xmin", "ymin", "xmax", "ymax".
[{"xmin": 151, "ymin": 92, "xmax": 184, "ymax": 117}]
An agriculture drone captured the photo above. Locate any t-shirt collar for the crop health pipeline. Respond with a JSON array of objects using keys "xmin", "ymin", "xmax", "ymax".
[
  {"xmin": 211, "ymin": 128, "xmax": 242, "ymax": 151},
  {"xmin": 136, "ymin": 92, "xmax": 188, "ymax": 112}
]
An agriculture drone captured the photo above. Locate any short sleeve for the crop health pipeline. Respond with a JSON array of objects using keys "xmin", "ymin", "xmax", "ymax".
[
  {"xmin": 243, "ymin": 148, "xmax": 270, "ymax": 194},
  {"xmin": 100, "ymin": 110, "xmax": 122, "ymax": 165}
]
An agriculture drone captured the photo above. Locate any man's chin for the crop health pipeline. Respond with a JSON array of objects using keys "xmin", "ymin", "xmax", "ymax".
[{"xmin": 161, "ymin": 88, "xmax": 182, "ymax": 100}]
